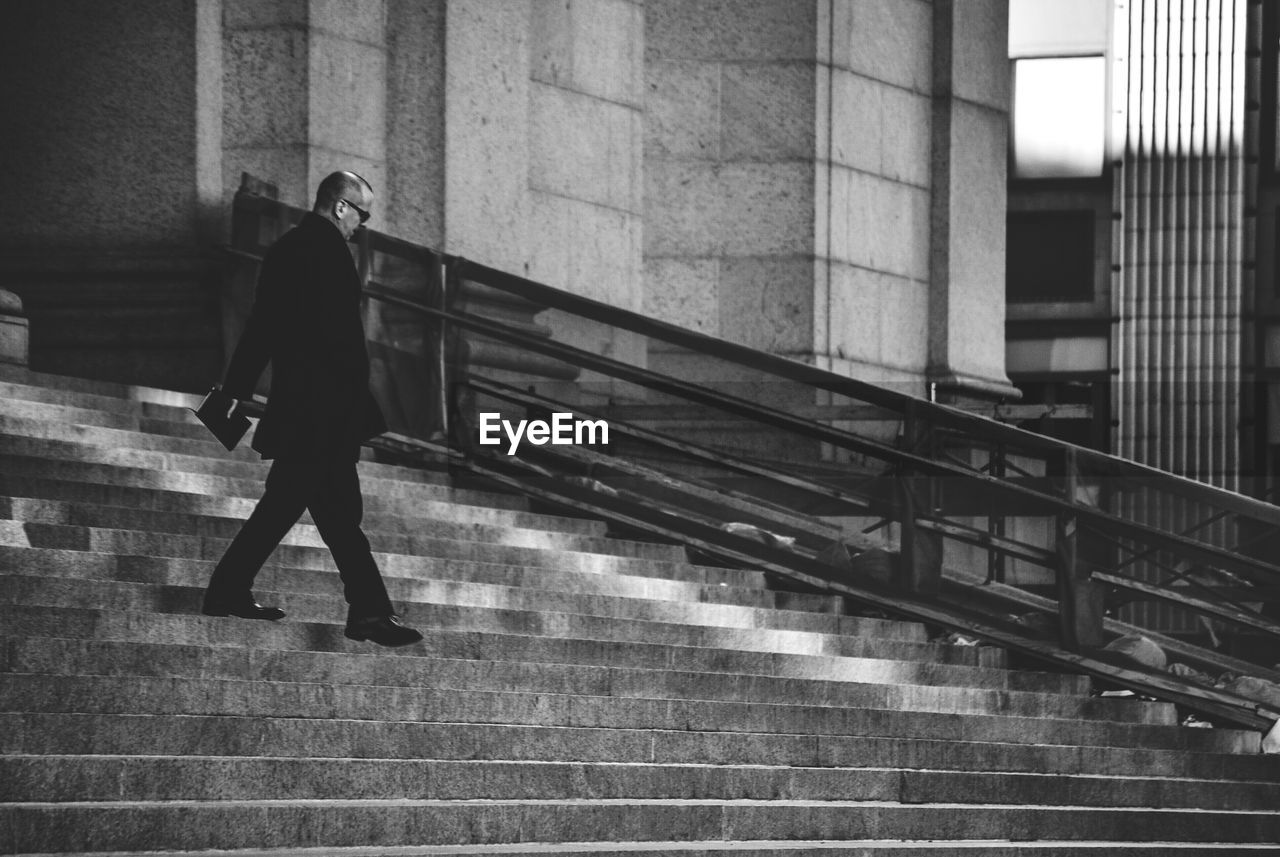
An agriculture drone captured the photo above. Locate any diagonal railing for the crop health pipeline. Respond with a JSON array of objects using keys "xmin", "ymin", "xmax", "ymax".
[{"xmin": 222, "ymin": 175, "xmax": 1280, "ymax": 734}]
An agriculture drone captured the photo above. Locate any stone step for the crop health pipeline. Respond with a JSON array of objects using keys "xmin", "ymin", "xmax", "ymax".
[
  {"xmin": 0, "ymin": 562, "xmax": 936, "ymax": 660},
  {"xmin": 0, "ymin": 392, "xmax": 267, "ymax": 458},
  {"xmin": 0, "ymin": 574, "xmax": 948, "ymax": 673},
  {"xmin": 0, "ymin": 645, "xmax": 1170, "ymax": 727},
  {"xmin": 0, "ymin": 431, "xmax": 440, "ymax": 489},
  {"xmin": 0, "ymin": 447, "xmax": 528, "ymax": 513},
  {"xmin": 6, "ymin": 754, "xmax": 1279, "ymax": 809},
  {"xmin": 0, "ymin": 374, "xmax": 540, "ymax": 513},
  {"xmin": 3, "ymin": 367, "xmax": 1274, "ymax": 856},
  {"xmin": 0, "ymin": 518, "xmax": 739, "ymax": 603},
  {"xmin": 6, "ymin": 843, "xmax": 1276, "ymax": 857},
  {"xmin": 2, "ymin": 710, "xmax": 1264, "ymax": 774},
  {"xmin": 0, "ymin": 363, "xmax": 202, "ymax": 406},
  {"xmin": 0, "ymin": 598, "xmax": 927, "ymax": 675},
  {"xmin": 6, "ymin": 799, "xmax": 1280, "ymax": 853},
  {"xmin": 0, "ymin": 543, "xmax": 859, "ymax": 633},
  {"xmin": 0, "ymin": 469, "xmax": 605, "ymax": 539},
  {"xmin": 0, "ymin": 633, "xmax": 1089, "ymax": 710},
  {"xmin": 0, "ymin": 493, "xmax": 686, "ymax": 564},
  {"xmin": 0, "ymin": 519, "xmax": 765, "ymax": 596}
]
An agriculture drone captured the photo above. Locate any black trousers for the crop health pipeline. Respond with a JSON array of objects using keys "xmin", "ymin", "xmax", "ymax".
[{"xmin": 205, "ymin": 447, "xmax": 395, "ymax": 620}]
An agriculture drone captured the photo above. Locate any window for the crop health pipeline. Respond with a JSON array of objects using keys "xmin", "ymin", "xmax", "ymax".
[
  {"xmin": 1012, "ymin": 56, "xmax": 1107, "ymax": 179},
  {"xmin": 1007, "ymin": 210, "xmax": 1095, "ymax": 302}
]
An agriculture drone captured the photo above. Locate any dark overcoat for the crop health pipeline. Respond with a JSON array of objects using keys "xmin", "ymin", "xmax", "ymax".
[{"xmin": 222, "ymin": 212, "xmax": 387, "ymax": 459}]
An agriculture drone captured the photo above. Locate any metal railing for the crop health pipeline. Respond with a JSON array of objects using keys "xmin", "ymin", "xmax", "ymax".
[{"xmin": 223, "ymin": 175, "xmax": 1280, "ymax": 732}]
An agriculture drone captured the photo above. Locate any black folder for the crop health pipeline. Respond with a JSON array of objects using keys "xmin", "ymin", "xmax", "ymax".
[{"xmin": 190, "ymin": 389, "xmax": 251, "ymax": 451}]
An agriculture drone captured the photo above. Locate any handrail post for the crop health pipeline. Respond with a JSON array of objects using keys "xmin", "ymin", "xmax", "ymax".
[
  {"xmin": 986, "ymin": 443, "xmax": 1008, "ymax": 585},
  {"xmin": 441, "ymin": 256, "xmax": 466, "ymax": 451},
  {"xmin": 424, "ymin": 251, "xmax": 450, "ymax": 444},
  {"xmin": 1054, "ymin": 447, "xmax": 1105, "ymax": 651},
  {"xmin": 898, "ymin": 401, "xmax": 943, "ymax": 596}
]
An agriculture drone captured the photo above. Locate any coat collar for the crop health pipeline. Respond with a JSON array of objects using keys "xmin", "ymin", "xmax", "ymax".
[{"xmin": 299, "ymin": 211, "xmax": 346, "ymax": 242}]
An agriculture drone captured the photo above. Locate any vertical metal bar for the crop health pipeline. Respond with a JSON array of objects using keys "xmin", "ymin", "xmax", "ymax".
[
  {"xmin": 897, "ymin": 401, "xmax": 943, "ymax": 597},
  {"xmin": 1055, "ymin": 447, "xmax": 1106, "ymax": 651},
  {"xmin": 439, "ymin": 256, "xmax": 462, "ymax": 448},
  {"xmin": 427, "ymin": 251, "xmax": 450, "ymax": 444},
  {"xmin": 986, "ymin": 443, "xmax": 1008, "ymax": 585}
]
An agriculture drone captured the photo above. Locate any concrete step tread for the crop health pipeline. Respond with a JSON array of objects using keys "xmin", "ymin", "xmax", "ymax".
[
  {"xmin": 0, "ymin": 556, "xmax": 877, "ymax": 640},
  {"xmin": 5, "ymin": 843, "xmax": 1279, "ymax": 857},
  {"xmin": 0, "ymin": 493, "xmax": 693, "ymax": 564},
  {"xmin": 4, "ymin": 752, "xmax": 1263, "ymax": 777},
  {"xmin": 1, "ymin": 711, "xmax": 1261, "ymax": 770},
  {"xmin": 0, "ymin": 540, "xmax": 883, "ymax": 631},
  {"xmin": 0, "ymin": 543, "xmax": 793, "ymax": 615},
  {"xmin": 0, "ymin": 364, "xmax": 203, "ymax": 407},
  {"xmin": 0, "ymin": 599, "xmax": 934, "ymax": 670},
  {"xmin": 0, "ymin": 431, "xmax": 445, "ymax": 489},
  {"xmin": 0, "ymin": 448, "xmax": 532, "ymax": 514},
  {"xmin": 0, "ymin": 471, "xmax": 608, "ymax": 539},
  {"xmin": 0, "ymin": 599, "xmax": 959, "ymax": 668},
  {"xmin": 0, "ymin": 633, "xmax": 1090, "ymax": 700},
  {"xmin": 0, "ymin": 519, "xmax": 737, "ymax": 593},
  {"xmin": 0, "ymin": 670, "xmax": 1177, "ymax": 730},
  {"xmin": 7, "ymin": 754, "xmax": 1277, "ymax": 796},
  {"xmin": 4, "ymin": 844, "xmax": 1278, "ymax": 857},
  {"xmin": 8, "ymin": 795, "xmax": 1280, "ymax": 812}
]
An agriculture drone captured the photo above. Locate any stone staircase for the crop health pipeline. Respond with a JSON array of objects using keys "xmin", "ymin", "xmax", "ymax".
[{"xmin": 1, "ymin": 365, "xmax": 1279, "ymax": 856}]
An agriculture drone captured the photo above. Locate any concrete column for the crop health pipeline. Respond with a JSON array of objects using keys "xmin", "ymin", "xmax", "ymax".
[
  {"xmin": 444, "ymin": 0, "xmax": 533, "ymax": 271},
  {"xmin": 645, "ymin": 0, "xmax": 818, "ymax": 354},
  {"xmin": 0, "ymin": 291, "xmax": 29, "ymax": 368},
  {"xmin": 0, "ymin": 0, "xmax": 223, "ymax": 389},
  {"xmin": 527, "ymin": 0, "xmax": 645, "ymax": 311},
  {"xmin": 819, "ymin": 0, "xmax": 936, "ymax": 395},
  {"xmin": 385, "ymin": 0, "xmax": 446, "ymax": 247},
  {"xmin": 645, "ymin": 0, "xmax": 983, "ymax": 400},
  {"xmin": 927, "ymin": 0, "xmax": 1018, "ymax": 402},
  {"xmin": 223, "ymin": 0, "xmax": 388, "ymax": 211}
]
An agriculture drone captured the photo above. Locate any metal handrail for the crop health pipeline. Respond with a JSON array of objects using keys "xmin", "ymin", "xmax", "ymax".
[
  {"xmin": 223, "ymin": 181, "xmax": 1280, "ymax": 732},
  {"xmin": 448, "ymin": 257, "xmax": 1280, "ymax": 530},
  {"xmin": 365, "ymin": 283, "xmax": 1280, "ymax": 590}
]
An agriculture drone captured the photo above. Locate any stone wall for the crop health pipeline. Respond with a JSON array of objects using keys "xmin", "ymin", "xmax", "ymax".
[
  {"xmin": 385, "ymin": 0, "xmax": 446, "ymax": 247},
  {"xmin": 222, "ymin": 0, "xmax": 389, "ymax": 214},
  {"xmin": 644, "ymin": 0, "xmax": 818, "ymax": 352},
  {"xmin": 0, "ymin": 0, "xmax": 223, "ymax": 390},
  {"xmin": 818, "ymin": 0, "xmax": 935, "ymax": 395},
  {"xmin": 0, "ymin": 0, "xmax": 1013, "ymax": 401},
  {"xmin": 927, "ymin": 0, "xmax": 1015, "ymax": 401},
  {"xmin": 641, "ymin": 0, "xmax": 1009, "ymax": 400}
]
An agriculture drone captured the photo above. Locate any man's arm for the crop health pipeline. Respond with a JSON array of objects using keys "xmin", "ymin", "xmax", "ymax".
[{"xmin": 220, "ymin": 248, "xmax": 284, "ymax": 401}]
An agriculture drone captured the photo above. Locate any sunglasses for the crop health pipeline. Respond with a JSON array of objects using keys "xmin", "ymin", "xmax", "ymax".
[{"xmin": 341, "ymin": 198, "xmax": 371, "ymax": 224}]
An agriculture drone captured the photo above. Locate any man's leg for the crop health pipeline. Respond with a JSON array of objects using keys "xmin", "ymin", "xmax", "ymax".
[
  {"xmin": 306, "ymin": 454, "xmax": 394, "ymax": 618},
  {"xmin": 202, "ymin": 455, "xmax": 311, "ymax": 617},
  {"xmin": 308, "ymin": 454, "xmax": 420, "ymax": 646}
]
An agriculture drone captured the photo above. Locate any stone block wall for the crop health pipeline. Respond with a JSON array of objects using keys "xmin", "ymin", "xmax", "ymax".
[
  {"xmin": 644, "ymin": 0, "xmax": 1013, "ymax": 401},
  {"xmin": 928, "ymin": 0, "xmax": 1015, "ymax": 400},
  {"xmin": 527, "ymin": 0, "xmax": 644, "ymax": 313},
  {"xmin": 0, "ymin": 0, "xmax": 1014, "ymax": 402},
  {"xmin": 0, "ymin": 0, "xmax": 224, "ymax": 390},
  {"xmin": 385, "ymin": 0, "xmax": 446, "ymax": 247},
  {"xmin": 222, "ymin": 0, "xmax": 389, "ymax": 214},
  {"xmin": 818, "ymin": 0, "xmax": 935, "ymax": 394},
  {"xmin": 644, "ymin": 0, "xmax": 818, "ymax": 351}
]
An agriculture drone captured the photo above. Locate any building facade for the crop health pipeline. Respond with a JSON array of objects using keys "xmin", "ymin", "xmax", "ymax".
[{"xmin": 1, "ymin": 0, "xmax": 1013, "ymax": 404}]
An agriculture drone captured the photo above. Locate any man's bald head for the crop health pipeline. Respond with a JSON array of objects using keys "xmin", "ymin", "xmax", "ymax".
[
  {"xmin": 314, "ymin": 171, "xmax": 374, "ymax": 240},
  {"xmin": 314, "ymin": 171, "xmax": 373, "ymax": 212}
]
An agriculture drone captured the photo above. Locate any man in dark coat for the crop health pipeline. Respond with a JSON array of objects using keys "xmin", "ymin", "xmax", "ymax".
[{"xmin": 201, "ymin": 170, "xmax": 422, "ymax": 648}]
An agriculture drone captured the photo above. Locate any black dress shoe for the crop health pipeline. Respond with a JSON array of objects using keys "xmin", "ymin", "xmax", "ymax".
[
  {"xmin": 344, "ymin": 614, "xmax": 423, "ymax": 647},
  {"xmin": 201, "ymin": 598, "xmax": 286, "ymax": 621}
]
